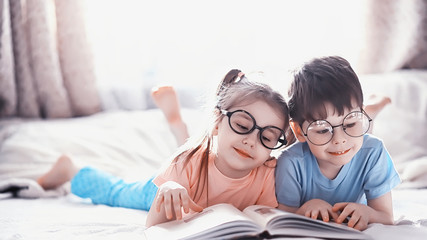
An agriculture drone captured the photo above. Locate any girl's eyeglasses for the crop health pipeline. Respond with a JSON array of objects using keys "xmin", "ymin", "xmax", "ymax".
[
  {"xmin": 219, "ymin": 109, "xmax": 287, "ymax": 150},
  {"xmin": 301, "ymin": 110, "xmax": 372, "ymax": 146}
]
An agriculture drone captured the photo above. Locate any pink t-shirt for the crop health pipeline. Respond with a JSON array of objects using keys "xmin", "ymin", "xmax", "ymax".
[{"xmin": 153, "ymin": 150, "xmax": 278, "ymax": 211}]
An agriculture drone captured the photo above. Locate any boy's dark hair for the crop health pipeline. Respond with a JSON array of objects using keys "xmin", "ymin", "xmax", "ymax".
[{"xmin": 288, "ymin": 56, "xmax": 364, "ymax": 125}]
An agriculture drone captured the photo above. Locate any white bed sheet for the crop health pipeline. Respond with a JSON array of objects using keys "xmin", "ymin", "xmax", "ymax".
[
  {"xmin": 0, "ymin": 195, "xmax": 148, "ymax": 240},
  {"xmin": 1, "ymin": 189, "xmax": 426, "ymax": 240}
]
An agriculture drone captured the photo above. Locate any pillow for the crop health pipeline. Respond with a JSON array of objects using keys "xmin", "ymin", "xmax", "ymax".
[{"xmin": 359, "ymin": 70, "xmax": 427, "ymax": 187}]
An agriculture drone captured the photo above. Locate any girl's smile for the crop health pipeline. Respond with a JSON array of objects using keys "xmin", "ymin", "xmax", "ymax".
[{"xmin": 234, "ymin": 147, "xmax": 252, "ymax": 159}]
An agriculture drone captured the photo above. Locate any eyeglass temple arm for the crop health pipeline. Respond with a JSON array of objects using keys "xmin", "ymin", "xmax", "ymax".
[{"xmin": 361, "ymin": 108, "xmax": 373, "ymax": 121}]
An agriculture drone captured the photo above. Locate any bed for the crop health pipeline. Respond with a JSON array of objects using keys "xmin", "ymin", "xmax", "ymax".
[{"xmin": 1, "ymin": 70, "xmax": 427, "ymax": 240}]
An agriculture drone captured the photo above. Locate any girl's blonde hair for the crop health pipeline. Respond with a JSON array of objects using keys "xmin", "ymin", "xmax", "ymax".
[{"xmin": 171, "ymin": 69, "xmax": 289, "ymax": 205}]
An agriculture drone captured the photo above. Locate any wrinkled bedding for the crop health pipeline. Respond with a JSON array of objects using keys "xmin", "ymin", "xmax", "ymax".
[
  {"xmin": 0, "ymin": 109, "xmax": 208, "ymax": 182},
  {"xmin": 0, "ymin": 109, "xmax": 204, "ymax": 240},
  {"xmin": 1, "ymin": 70, "xmax": 427, "ymax": 240},
  {"xmin": 0, "ymin": 189, "xmax": 426, "ymax": 240}
]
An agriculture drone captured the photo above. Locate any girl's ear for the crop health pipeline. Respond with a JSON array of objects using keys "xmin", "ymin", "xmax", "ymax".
[
  {"xmin": 212, "ymin": 123, "xmax": 219, "ymax": 136},
  {"xmin": 289, "ymin": 120, "xmax": 307, "ymax": 142}
]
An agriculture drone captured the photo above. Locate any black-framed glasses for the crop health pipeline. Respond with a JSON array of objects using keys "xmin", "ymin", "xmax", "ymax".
[
  {"xmin": 219, "ymin": 109, "xmax": 287, "ymax": 150},
  {"xmin": 301, "ymin": 109, "xmax": 372, "ymax": 146}
]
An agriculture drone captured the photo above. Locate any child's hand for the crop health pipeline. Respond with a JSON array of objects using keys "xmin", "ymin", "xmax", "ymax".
[
  {"xmin": 155, "ymin": 181, "xmax": 203, "ymax": 220},
  {"xmin": 297, "ymin": 199, "xmax": 339, "ymax": 222},
  {"xmin": 332, "ymin": 202, "xmax": 371, "ymax": 230}
]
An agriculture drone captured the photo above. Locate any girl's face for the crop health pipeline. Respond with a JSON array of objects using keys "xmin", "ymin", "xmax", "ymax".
[
  {"xmin": 213, "ymin": 100, "xmax": 285, "ymax": 179},
  {"xmin": 299, "ymin": 102, "xmax": 364, "ymax": 178}
]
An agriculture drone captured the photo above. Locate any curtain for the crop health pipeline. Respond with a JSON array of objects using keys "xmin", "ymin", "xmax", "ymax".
[
  {"xmin": 0, "ymin": 0, "xmax": 100, "ymax": 118},
  {"xmin": 358, "ymin": 0, "xmax": 427, "ymax": 74}
]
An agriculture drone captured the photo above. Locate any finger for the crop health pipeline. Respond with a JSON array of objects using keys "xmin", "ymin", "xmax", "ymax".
[
  {"xmin": 347, "ymin": 211, "xmax": 361, "ymax": 228},
  {"xmin": 311, "ymin": 210, "xmax": 319, "ymax": 220},
  {"xmin": 163, "ymin": 194, "xmax": 174, "ymax": 219},
  {"xmin": 328, "ymin": 209, "xmax": 340, "ymax": 222},
  {"xmin": 354, "ymin": 217, "xmax": 368, "ymax": 231},
  {"xmin": 337, "ymin": 207, "xmax": 354, "ymax": 224},
  {"xmin": 304, "ymin": 211, "xmax": 311, "ymax": 218},
  {"xmin": 336, "ymin": 213, "xmax": 347, "ymax": 224},
  {"xmin": 189, "ymin": 198, "xmax": 203, "ymax": 212},
  {"xmin": 180, "ymin": 193, "xmax": 190, "ymax": 214},
  {"xmin": 347, "ymin": 211, "xmax": 362, "ymax": 227},
  {"xmin": 347, "ymin": 215, "xmax": 360, "ymax": 228},
  {"xmin": 172, "ymin": 192, "xmax": 183, "ymax": 220},
  {"xmin": 155, "ymin": 194, "xmax": 164, "ymax": 212},
  {"xmin": 320, "ymin": 209, "xmax": 330, "ymax": 222},
  {"xmin": 332, "ymin": 202, "xmax": 347, "ymax": 212}
]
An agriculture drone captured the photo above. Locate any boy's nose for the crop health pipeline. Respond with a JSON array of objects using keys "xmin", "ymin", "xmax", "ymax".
[{"xmin": 331, "ymin": 127, "xmax": 347, "ymax": 145}]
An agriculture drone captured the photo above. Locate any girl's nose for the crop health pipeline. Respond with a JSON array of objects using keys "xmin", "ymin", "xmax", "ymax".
[{"xmin": 243, "ymin": 130, "xmax": 259, "ymax": 147}]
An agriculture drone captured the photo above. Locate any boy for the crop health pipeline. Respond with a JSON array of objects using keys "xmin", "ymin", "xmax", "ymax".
[{"xmin": 275, "ymin": 56, "xmax": 401, "ymax": 231}]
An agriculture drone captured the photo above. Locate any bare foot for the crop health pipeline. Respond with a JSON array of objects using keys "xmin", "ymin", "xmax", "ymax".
[
  {"xmin": 364, "ymin": 94, "xmax": 392, "ymax": 119},
  {"xmin": 37, "ymin": 155, "xmax": 80, "ymax": 190},
  {"xmin": 151, "ymin": 86, "xmax": 189, "ymax": 146}
]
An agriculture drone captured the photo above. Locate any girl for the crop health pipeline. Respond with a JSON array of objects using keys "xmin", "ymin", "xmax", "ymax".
[{"xmin": 37, "ymin": 69, "xmax": 290, "ymax": 227}]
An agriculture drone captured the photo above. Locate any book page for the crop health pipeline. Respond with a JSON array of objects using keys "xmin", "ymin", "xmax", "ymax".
[
  {"xmin": 144, "ymin": 203, "xmax": 262, "ymax": 240},
  {"xmin": 243, "ymin": 205, "xmax": 278, "ymax": 227},
  {"xmin": 243, "ymin": 205, "xmax": 371, "ymax": 240}
]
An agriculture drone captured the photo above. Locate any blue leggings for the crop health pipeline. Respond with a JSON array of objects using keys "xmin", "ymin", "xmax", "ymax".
[{"xmin": 70, "ymin": 167, "xmax": 158, "ymax": 211}]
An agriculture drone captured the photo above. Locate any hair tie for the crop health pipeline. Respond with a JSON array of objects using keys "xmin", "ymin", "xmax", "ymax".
[{"xmin": 237, "ymin": 72, "xmax": 245, "ymax": 80}]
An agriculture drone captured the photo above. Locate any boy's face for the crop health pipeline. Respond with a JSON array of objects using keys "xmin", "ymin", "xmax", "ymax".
[{"xmin": 298, "ymin": 102, "xmax": 365, "ymax": 173}]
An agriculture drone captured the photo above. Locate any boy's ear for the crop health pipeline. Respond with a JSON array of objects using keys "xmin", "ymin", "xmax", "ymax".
[{"xmin": 289, "ymin": 120, "xmax": 307, "ymax": 143}]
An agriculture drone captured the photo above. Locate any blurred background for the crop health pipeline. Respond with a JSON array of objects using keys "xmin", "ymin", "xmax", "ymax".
[
  {"xmin": 84, "ymin": 0, "xmax": 365, "ymax": 93},
  {"xmin": 1, "ymin": 0, "xmax": 426, "ymax": 116},
  {"xmin": 82, "ymin": 0, "xmax": 426, "ymax": 109}
]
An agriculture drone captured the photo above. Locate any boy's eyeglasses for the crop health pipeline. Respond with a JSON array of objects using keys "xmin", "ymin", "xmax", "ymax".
[
  {"xmin": 301, "ymin": 110, "xmax": 372, "ymax": 146},
  {"xmin": 219, "ymin": 109, "xmax": 287, "ymax": 150}
]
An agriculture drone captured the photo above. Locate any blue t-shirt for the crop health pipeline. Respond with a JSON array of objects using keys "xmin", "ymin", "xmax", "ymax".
[{"xmin": 275, "ymin": 134, "xmax": 401, "ymax": 207}]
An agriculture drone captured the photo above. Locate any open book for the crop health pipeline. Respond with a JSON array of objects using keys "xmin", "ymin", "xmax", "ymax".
[{"xmin": 144, "ymin": 203, "xmax": 372, "ymax": 240}]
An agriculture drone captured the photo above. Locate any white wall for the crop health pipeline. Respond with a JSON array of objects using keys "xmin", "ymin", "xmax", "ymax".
[{"xmin": 82, "ymin": 0, "xmax": 367, "ymax": 109}]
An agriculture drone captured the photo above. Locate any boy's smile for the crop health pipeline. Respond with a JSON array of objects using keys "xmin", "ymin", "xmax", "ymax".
[{"xmin": 328, "ymin": 148, "xmax": 351, "ymax": 156}]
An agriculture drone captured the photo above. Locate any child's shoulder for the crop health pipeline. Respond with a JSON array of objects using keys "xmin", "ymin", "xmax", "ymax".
[
  {"xmin": 277, "ymin": 142, "xmax": 308, "ymax": 164},
  {"xmin": 362, "ymin": 134, "xmax": 386, "ymax": 148},
  {"xmin": 280, "ymin": 141, "xmax": 308, "ymax": 155},
  {"xmin": 356, "ymin": 134, "xmax": 390, "ymax": 165}
]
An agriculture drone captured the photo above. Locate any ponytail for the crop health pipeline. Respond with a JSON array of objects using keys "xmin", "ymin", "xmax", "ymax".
[{"xmin": 216, "ymin": 69, "xmax": 245, "ymax": 97}]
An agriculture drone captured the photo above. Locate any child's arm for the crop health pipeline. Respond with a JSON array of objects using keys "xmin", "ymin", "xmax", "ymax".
[
  {"xmin": 278, "ymin": 203, "xmax": 298, "ymax": 213},
  {"xmin": 332, "ymin": 191, "xmax": 394, "ymax": 231},
  {"xmin": 145, "ymin": 181, "xmax": 203, "ymax": 227}
]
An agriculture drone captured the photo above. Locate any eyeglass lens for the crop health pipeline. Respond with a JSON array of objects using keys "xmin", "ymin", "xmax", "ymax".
[
  {"xmin": 228, "ymin": 110, "xmax": 285, "ymax": 149},
  {"xmin": 306, "ymin": 111, "xmax": 371, "ymax": 145}
]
